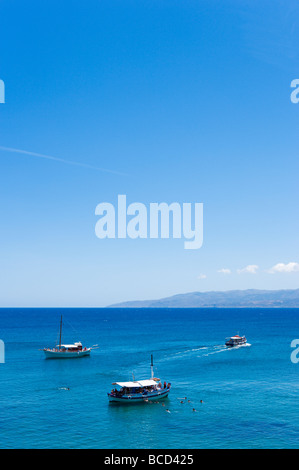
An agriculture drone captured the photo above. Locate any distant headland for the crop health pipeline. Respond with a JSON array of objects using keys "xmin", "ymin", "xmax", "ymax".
[{"xmin": 108, "ymin": 288, "xmax": 299, "ymax": 308}]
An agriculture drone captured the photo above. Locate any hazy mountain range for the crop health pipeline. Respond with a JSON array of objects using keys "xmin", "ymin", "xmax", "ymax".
[{"xmin": 108, "ymin": 289, "xmax": 299, "ymax": 308}]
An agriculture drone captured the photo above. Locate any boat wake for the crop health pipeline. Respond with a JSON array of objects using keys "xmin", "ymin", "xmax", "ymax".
[
  {"xmin": 158, "ymin": 345, "xmax": 228, "ymax": 363},
  {"xmin": 200, "ymin": 345, "xmax": 228, "ymax": 357},
  {"xmin": 199, "ymin": 342, "xmax": 252, "ymax": 357},
  {"xmin": 154, "ymin": 342, "xmax": 252, "ymax": 366}
]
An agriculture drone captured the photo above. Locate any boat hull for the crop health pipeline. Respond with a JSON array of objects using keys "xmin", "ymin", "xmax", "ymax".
[
  {"xmin": 108, "ymin": 388, "xmax": 170, "ymax": 404},
  {"xmin": 225, "ymin": 340, "xmax": 247, "ymax": 347},
  {"xmin": 44, "ymin": 349, "xmax": 91, "ymax": 359}
]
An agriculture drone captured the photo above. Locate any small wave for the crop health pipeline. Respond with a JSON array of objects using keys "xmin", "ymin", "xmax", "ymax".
[
  {"xmin": 201, "ymin": 348, "xmax": 228, "ymax": 357},
  {"xmin": 228, "ymin": 342, "xmax": 252, "ymax": 350}
]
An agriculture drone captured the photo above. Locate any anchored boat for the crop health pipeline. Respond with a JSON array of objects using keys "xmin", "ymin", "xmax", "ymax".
[
  {"xmin": 225, "ymin": 334, "xmax": 247, "ymax": 347},
  {"xmin": 108, "ymin": 355, "xmax": 171, "ymax": 403},
  {"xmin": 43, "ymin": 315, "xmax": 92, "ymax": 359}
]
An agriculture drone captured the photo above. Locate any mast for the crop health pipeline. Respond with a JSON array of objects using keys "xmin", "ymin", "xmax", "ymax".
[
  {"xmin": 59, "ymin": 315, "xmax": 62, "ymax": 350},
  {"xmin": 151, "ymin": 354, "xmax": 154, "ymax": 379}
]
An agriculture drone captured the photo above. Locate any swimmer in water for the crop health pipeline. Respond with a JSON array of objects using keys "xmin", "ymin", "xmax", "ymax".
[{"xmin": 166, "ymin": 409, "xmax": 171, "ymax": 413}]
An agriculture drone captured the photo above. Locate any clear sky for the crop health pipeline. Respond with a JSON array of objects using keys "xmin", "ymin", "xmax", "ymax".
[{"xmin": 0, "ymin": 0, "xmax": 299, "ymax": 306}]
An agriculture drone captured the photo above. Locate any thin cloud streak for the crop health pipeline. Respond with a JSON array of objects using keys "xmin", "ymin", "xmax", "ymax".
[{"xmin": 0, "ymin": 146, "xmax": 128, "ymax": 176}]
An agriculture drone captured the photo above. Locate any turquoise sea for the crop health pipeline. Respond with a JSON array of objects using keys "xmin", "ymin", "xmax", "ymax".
[{"xmin": 0, "ymin": 308, "xmax": 298, "ymax": 449}]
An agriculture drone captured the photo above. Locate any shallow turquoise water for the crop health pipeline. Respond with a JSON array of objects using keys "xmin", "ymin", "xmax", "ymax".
[{"xmin": 0, "ymin": 308, "xmax": 298, "ymax": 449}]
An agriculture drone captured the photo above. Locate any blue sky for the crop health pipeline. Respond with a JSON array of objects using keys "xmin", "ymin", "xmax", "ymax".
[{"xmin": 0, "ymin": 0, "xmax": 299, "ymax": 306}]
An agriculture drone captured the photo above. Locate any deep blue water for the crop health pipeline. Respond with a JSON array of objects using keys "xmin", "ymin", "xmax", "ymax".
[{"xmin": 0, "ymin": 308, "xmax": 298, "ymax": 449}]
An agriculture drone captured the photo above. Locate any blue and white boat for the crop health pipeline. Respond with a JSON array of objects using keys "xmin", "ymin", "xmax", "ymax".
[{"xmin": 108, "ymin": 355, "xmax": 171, "ymax": 403}]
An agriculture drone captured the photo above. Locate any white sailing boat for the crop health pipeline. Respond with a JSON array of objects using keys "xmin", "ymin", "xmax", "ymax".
[{"xmin": 43, "ymin": 315, "xmax": 92, "ymax": 359}]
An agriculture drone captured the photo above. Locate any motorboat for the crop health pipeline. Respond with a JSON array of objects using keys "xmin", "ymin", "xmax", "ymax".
[{"xmin": 225, "ymin": 334, "xmax": 247, "ymax": 347}]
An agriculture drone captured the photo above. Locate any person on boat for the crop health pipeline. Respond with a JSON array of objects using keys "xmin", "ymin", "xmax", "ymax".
[{"xmin": 164, "ymin": 381, "xmax": 166, "ymax": 388}]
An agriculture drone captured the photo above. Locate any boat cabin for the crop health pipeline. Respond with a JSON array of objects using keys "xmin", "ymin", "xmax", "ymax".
[
  {"xmin": 225, "ymin": 335, "xmax": 247, "ymax": 347},
  {"xmin": 56, "ymin": 342, "xmax": 83, "ymax": 352}
]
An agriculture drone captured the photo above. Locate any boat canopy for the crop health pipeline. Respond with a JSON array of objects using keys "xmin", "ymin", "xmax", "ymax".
[
  {"xmin": 56, "ymin": 344, "xmax": 80, "ymax": 348},
  {"xmin": 138, "ymin": 380, "xmax": 158, "ymax": 387},
  {"xmin": 112, "ymin": 379, "xmax": 158, "ymax": 388}
]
